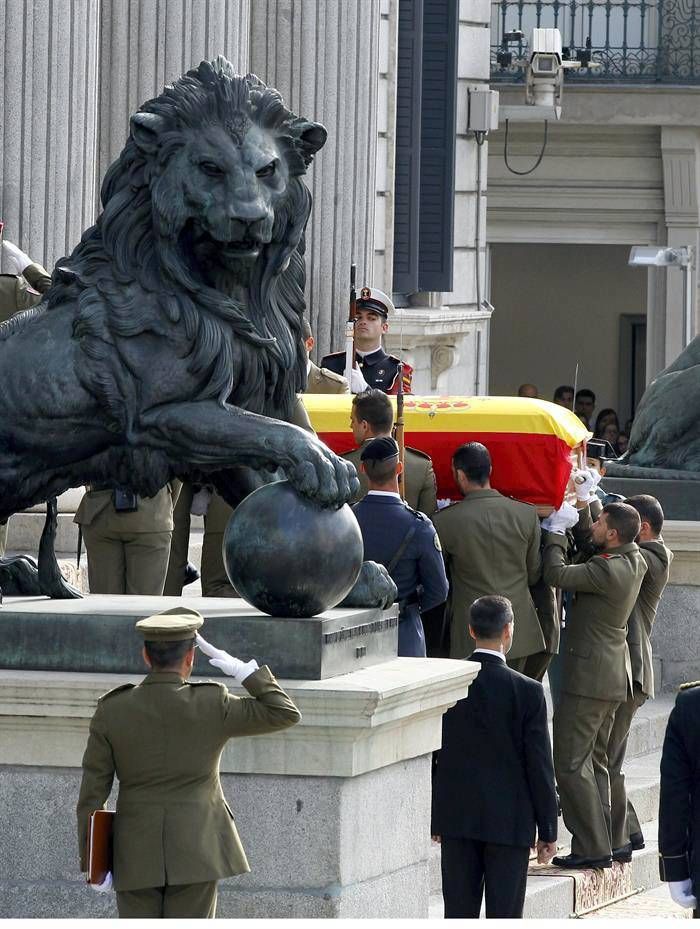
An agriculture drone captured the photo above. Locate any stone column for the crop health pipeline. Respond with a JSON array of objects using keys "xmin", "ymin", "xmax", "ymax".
[
  {"xmin": 250, "ymin": 0, "xmax": 381, "ymax": 358},
  {"xmin": 98, "ymin": 0, "xmax": 251, "ymax": 177},
  {"xmin": 0, "ymin": 0, "xmax": 101, "ymax": 271},
  {"xmin": 660, "ymin": 126, "xmax": 700, "ymax": 367}
]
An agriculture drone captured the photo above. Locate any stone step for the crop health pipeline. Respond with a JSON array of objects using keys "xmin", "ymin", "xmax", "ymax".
[
  {"xmin": 429, "ymin": 819, "xmax": 663, "ymax": 919},
  {"xmin": 580, "ymin": 880, "xmax": 691, "ymax": 919}
]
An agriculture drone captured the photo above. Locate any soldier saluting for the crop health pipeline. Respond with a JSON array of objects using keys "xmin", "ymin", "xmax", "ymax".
[
  {"xmin": 76, "ymin": 607, "xmax": 301, "ymax": 918},
  {"xmin": 321, "ymin": 286, "xmax": 412, "ymax": 395}
]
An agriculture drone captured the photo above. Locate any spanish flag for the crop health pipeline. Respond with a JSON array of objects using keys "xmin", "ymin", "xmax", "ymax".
[{"xmin": 301, "ymin": 395, "xmax": 591, "ymax": 508}]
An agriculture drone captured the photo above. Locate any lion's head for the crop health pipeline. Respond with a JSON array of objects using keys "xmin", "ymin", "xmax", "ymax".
[{"xmin": 49, "ymin": 58, "xmax": 326, "ymax": 425}]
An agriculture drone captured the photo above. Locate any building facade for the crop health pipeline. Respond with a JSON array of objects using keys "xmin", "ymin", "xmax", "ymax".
[
  {"xmin": 0, "ymin": 0, "xmax": 492, "ymax": 396},
  {"xmin": 486, "ymin": 0, "xmax": 700, "ymax": 424}
]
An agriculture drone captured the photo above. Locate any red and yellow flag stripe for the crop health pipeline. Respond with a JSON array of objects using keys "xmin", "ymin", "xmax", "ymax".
[{"xmin": 301, "ymin": 395, "xmax": 592, "ymax": 508}]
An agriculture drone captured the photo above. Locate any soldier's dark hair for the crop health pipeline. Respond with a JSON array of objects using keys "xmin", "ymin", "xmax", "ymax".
[
  {"xmin": 352, "ymin": 389, "xmax": 393, "ymax": 433},
  {"xmin": 602, "ymin": 502, "xmax": 642, "ymax": 544},
  {"xmin": 575, "ymin": 388, "xmax": 596, "ymax": 403},
  {"xmin": 469, "ymin": 596, "xmax": 514, "ymax": 639},
  {"xmin": 363, "ymin": 455, "xmax": 399, "ymax": 484},
  {"xmin": 144, "ymin": 638, "xmax": 195, "ymax": 669},
  {"xmin": 452, "ymin": 442, "xmax": 491, "ymax": 486},
  {"xmin": 553, "ymin": 384, "xmax": 574, "ymax": 402},
  {"xmin": 625, "ymin": 494, "xmax": 664, "ymax": 537},
  {"xmin": 301, "ymin": 318, "xmax": 312, "ymax": 341}
]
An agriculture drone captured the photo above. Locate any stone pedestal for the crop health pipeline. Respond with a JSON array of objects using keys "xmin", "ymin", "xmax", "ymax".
[
  {"xmin": 0, "ymin": 657, "xmax": 478, "ymax": 918},
  {"xmin": 651, "ymin": 520, "xmax": 700, "ymax": 691},
  {"xmin": 601, "ymin": 475, "xmax": 700, "ymax": 521}
]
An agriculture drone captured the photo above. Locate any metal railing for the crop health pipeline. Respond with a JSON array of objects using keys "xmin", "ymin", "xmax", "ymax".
[{"xmin": 491, "ymin": 0, "xmax": 700, "ymax": 83}]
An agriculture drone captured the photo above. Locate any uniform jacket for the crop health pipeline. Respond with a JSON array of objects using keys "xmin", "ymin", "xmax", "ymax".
[
  {"xmin": 305, "ymin": 360, "xmax": 349, "ymax": 394},
  {"xmin": 629, "ymin": 538, "xmax": 672, "ymax": 698},
  {"xmin": 321, "ymin": 347, "xmax": 413, "ymax": 394},
  {"xmin": 343, "ymin": 443, "xmax": 437, "ymax": 515},
  {"xmin": 0, "ymin": 262, "xmax": 52, "ymax": 322},
  {"xmin": 76, "ymin": 666, "xmax": 301, "ymax": 892},
  {"xmin": 74, "ymin": 484, "xmax": 175, "ymax": 532},
  {"xmin": 352, "ymin": 492, "xmax": 448, "ymax": 656},
  {"xmin": 432, "ymin": 652, "xmax": 558, "ymax": 848},
  {"xmin": 432, "ymin": 489, "xmax": 543, "ymax": 661},
  {"xmin": 542, "ymin": 532, "xmax": 647, "ymax": 703},
  {"xmin": 659, "ymin": 684, "xmax": 700, "ymax": 889}
]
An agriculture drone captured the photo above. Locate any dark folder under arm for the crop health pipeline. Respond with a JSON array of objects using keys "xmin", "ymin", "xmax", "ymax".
[{"xmin": 87, "ymin": 810, "xmax": 114, "ymax": 885}]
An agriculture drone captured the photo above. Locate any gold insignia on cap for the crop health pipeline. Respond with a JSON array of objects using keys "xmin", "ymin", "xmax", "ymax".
[
  {"xmin": 360, "ymin": 286, "xmax": 371, "ymax": 300},
  {"xmin": 135, "ymin": 606, "xmax": 204, "ymax": 642}
]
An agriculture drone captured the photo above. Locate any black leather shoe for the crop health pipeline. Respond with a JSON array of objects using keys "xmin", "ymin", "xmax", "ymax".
[
  {"xmin": 629, "ymin": 832, "xmax": 645, "ymax": 851},
  {"xmin": 612, "ymin": 844, "xmax": 633, "ymax": 863},
  {"xmin": 552, "ymin": 853, "xmax": 613, "ymax": 870},
  {"xmin": 183, "ymin": 561, "xmax": 200, "ymax": 586}
]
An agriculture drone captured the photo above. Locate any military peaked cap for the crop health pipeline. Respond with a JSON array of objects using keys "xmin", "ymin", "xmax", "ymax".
[
  {"xmin": 361, "ymin": 436, "xmax": 399, "ymax": 462},
  {"xmin": 136, "ymin": 606, "xmax": 204, "ymax": 641},
  {"xmin": 357, "ymin": 285, "xmax": 395, "ymax": 319}
]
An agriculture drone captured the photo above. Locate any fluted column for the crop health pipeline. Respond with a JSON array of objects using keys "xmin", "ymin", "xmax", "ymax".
[
  {"xmin": 98, "ymin": 0, "xmax": 251, "ymax": 177},
  {"xmin": 0, "ymin": 0, "xmax": 100, "ymax": 270},
  {"xmin": 250, "ymin": 0, "xmax": 381, "ymax": 357}
]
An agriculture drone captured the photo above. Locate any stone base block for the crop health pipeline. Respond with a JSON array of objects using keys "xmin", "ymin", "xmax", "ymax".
[
  {"xmin": 0, "ymin": 757, "xmax": 431, "ymax": 919},
  {"xmin": 653, "ymin": 584, "xmax": 700, "ymax": 690},
  {"xmin": 7, "ymin": 512, "xmax": 79, "ymax": 553},
  {"xmin": 0, "ymin": 595, "xmax": 398, "ymax": 680},
  {"xmin": 600, "ymin": 476, "xmax": 700, "ymax": 520}
]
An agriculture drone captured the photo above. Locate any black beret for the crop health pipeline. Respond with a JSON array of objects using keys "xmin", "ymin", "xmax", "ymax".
[
  {"xmin": 586, "ymin": 440, "xmax": 608, "ymax": 461},
  {"xmin": 360, "ymin": 436, "xmax": 400, "ymax": 462}
]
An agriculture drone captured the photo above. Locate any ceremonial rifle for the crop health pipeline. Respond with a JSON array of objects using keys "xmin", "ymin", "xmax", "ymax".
[
  {"xmin": 395, "ymin": 362, "xmax": 406, "ymax": 500},
  {"xmin": 344, "ymin": 263, "xmax": 357, "ymax": 383}
]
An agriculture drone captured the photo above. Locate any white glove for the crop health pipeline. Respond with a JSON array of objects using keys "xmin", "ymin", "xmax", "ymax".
[
  {"xmin": 669, "ymin": 879, "xmax": 698, "ymax": 909},
  {"xmin": 89, "ymin": 871, "xmax": 113, "ymax": 893},
  {"xmin": 571, "ymin": 468, "xmax": 597, "ymax": 502},
  {"xmin": 542, "ymin": 501, "xmax": 580, "ymax": 535},
  {"xmin": 2, "ymin": 240, "xmax": 33, "ymax": 275},
  {"xmin": 190, "ymin": 487, "xmax": 212, "ymax": 516},
  {"xmin": 350, "ymin": 366, "xmax": 370, "ymax": 394},
  {"xmin": 195, "ymin": 633, "xmax": 259, "ymax": 683}
]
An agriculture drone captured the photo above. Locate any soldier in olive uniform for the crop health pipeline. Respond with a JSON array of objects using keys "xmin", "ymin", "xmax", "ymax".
[
  {"xmin": 75, "ymin": 484, "xmax": 175, "ymax": 595},
  {"xmin": 659, "ymin": 681, "xmax": 700, "ymax": 915},
  {"xmin": 432, "ymin": 442, "xmax": 543, "ymax": 670},
  {"xmin": 542, "ymin": 501, "xmax": 647, "ymax": 869},
  {"xmin": 301, "ymin": 318, "xmax": 349, "ymax": 394},
  {"xmin": 344, "ymin": 389, "xmax": 437, "ymax": 514},
  {"xmin": 607, "ymin": 494, "xmax": 672, "ymax": 860},
  {"xmin": 76, "ymin": 606, "xmax": 301, "ymax": 918}
]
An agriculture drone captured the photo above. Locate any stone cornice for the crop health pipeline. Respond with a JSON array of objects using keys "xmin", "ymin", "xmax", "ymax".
[{"xmin": 0, "ymin": 659, "xmax": 479, "ymax": 778}]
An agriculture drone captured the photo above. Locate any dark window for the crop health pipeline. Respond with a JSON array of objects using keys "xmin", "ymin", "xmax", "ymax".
[{"xmin": 393, "ymin": 0, "xmax": 458, "ymax": 295}]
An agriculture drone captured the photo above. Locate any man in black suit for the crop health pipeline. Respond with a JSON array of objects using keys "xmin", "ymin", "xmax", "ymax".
[
  {"xmin": 431, "ymin": 595, "xmax": 558, "ymax": 918},
  {"xmin": 659, "ymin": 680, "xmax": 700, "ymax": 915}
]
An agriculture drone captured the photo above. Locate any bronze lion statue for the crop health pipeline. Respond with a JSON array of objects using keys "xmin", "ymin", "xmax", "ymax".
[
  {"xmin": 606, "ymin": 335, "xmax": 700, "ymax": 479},
  {"xmin": 0, "ymin": 58, "xmax": 377, "ymax": 601}
]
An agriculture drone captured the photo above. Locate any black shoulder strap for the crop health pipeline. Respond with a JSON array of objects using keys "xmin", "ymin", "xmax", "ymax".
[{"xmin": 387, "ymin": 524, "xmax": 417, "ymax": 573}]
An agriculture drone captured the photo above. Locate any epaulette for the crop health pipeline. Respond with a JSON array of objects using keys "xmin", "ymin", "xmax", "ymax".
[
  {"xmin": 188, "ymin": 679, "xmax": 225, "ymax": 688},
  {"xmin": 98, "ymin": 683, "xmax": 135, "ymax": 702},
  {"xmin": 406, "ymin": 445, "xmax": 431, "ymax": 461},
  {"xmin": 599, "ymin": 552, "xmax": 620, "ymax": 559},
  {"xmin": 679, "ymin": 680, "xmax": 700, "ymax": 691},
  {"xmin": 320, "ymin": 367, "xmax": 348, "ymax": 384}
]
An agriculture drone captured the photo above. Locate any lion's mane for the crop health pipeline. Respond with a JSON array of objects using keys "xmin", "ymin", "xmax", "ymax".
[{"xmin": 38, "ymin": 58, "xmax": 324, "ymax": 432}]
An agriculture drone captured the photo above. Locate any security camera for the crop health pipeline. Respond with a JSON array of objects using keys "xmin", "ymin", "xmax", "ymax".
[{"xmin": 526, "ymin": 29, "xmax": 572, "ymax": 108}]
